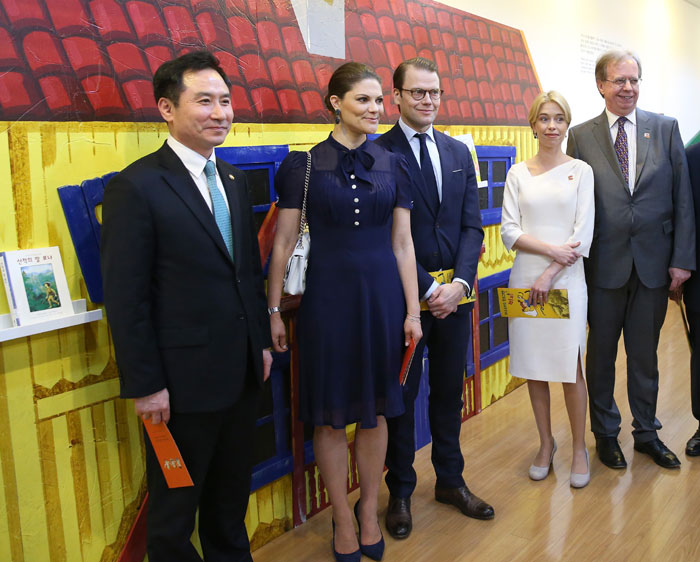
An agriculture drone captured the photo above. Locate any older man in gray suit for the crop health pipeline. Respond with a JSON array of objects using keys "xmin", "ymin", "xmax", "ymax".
[{"xmin": 567, "ymin": 49, "xmax": 695, "ymax": 469}]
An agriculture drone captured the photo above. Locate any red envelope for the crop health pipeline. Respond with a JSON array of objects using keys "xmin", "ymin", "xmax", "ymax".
[
  {"xmin": 143, "ymin": 420, "xmax": 194, "ymax": 488},
  {"xmin": 399, "ymin": 338, "xmax": 417, "ymax": 386}
]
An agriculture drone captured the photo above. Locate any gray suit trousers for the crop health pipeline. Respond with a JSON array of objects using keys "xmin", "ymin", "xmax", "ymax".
[{"xmin": 586, "ymin": 267, "xmax": 667, "ymax": 442}]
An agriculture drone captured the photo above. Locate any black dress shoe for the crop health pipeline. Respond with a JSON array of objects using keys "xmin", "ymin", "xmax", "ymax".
[
  {"xmin": 595, "ymin": 437, "xmax": 627, "ymax": 469},
  {"xmin": 434, "ymin": 486, "xmax": 494, "ymax": 520},
  {"xmin": 686, "ymin": 429, "xmax": 700, "ymax": 456},
  {"xmin": 634, "ymin": 438, "xmax": 681, "ymax": 468},
  {"xmin": 385, "ymin": 495, "xmax": 411, "ymax": 540}
]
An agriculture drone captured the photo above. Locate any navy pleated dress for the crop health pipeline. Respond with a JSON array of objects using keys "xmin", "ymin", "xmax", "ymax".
[{"xmin": 275, "ymin": 134, "xmax": 413, "ymax": 428}]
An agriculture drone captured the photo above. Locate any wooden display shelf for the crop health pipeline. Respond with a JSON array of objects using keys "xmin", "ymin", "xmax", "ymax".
[{"xmin": 0, "ymin": 299, "xmax": 102, "ymax": 342}]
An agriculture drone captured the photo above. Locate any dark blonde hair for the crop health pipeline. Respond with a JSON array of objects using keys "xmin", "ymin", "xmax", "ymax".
[
  {"xmin": 393, "ymin": 57, "xmax": 438, "ymax": 90},
  {"xmin": 323, "ymin": 62, "xmax": 381, "ymax": 112},
  {"xmin": 527, "ymin": 91, "xmax": 572, "ymax": 127},
  {"xmin": 595, "ymin": 49, "xmax": 642, "ymax": 83}
]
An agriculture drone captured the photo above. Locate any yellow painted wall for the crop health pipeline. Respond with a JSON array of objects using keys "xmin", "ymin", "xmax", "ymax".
[{"xmin": 0, "ymin": 121, "xmax": 532, "ymax": 560}]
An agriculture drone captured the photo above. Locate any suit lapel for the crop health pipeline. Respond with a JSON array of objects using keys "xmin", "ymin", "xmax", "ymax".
[
  {"xmin": 156, "ymin": 144, "xmax": 233, "ymax": 264},
  {"xmin": 635, "ymin": 109, "xmax": 651, "ymax": 184},
  {"xmin": 386, "ymin": 124, "xmax": 438, "ymax": 217},
  {"xmin": 434, "ymin": 131, "xmax": 452, "ymax": 215},
  {"xmin": 591, "ymin": 111, "xmax": 628, "ymax": 191}
]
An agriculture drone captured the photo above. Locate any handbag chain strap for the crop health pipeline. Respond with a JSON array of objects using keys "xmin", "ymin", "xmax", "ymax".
[{"xmin": 297, "ymin": 150, "xmax": 311, "ymax": 241}]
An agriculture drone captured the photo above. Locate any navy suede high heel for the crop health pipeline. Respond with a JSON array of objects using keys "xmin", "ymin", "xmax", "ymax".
[
  {"xmin": 353, "ymin": 500, "xmax": 385, "ymax": 561},
  {"xmin": 331, "ymin": 518, "xmax": 361, "ymax": 562}
]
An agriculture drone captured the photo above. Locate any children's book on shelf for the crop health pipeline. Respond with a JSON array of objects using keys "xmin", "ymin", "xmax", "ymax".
[{"xmin": 0, "ymin": 247, "xmax": 74, "ymax": 327}]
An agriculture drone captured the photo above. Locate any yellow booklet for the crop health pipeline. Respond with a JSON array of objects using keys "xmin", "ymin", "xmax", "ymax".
[
  {"xmin": 497, "ymin": 288, "xmax": 570, "ymax": 319},
  {"xmin": 420, "ymin": 269, "xmax": 476, "ymax": 311}
]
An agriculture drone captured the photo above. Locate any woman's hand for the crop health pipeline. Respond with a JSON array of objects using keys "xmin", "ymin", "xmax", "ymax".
[
  {"xmin": 404, "ymin": 315, "xmax": 423, "ymax": 347},
  {"xmin": 549, "ymin": 241, "xmax": 581, "ymax": 266},
  {"xmin": 270, "ymin": 313, "xmax": 288, "ymax": 352},
  {"xmin": 529, "ymin": 271, "xmax": 555, "ymax": 305}
]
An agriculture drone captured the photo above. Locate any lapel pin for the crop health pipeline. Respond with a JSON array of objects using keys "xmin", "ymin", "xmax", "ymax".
[
  {"xmin": 568, "ymin": 175, "xmax": 574, "ymax": 181},
  {"xmin": 644, "ymin": 132, "xmax": 650, "ymax": 139},
  {"xmin": 228, "ymin": 174, "xmax": 235, "ymax": 180}
]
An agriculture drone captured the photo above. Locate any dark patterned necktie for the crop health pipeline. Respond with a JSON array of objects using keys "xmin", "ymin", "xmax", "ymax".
[
  {"xmin": 415, "ymin": 132, "xmax": 440, "ymax": 206},
  {"xmin": 614, "ymin": 116, "xmax": 629, "ymax": 185}
]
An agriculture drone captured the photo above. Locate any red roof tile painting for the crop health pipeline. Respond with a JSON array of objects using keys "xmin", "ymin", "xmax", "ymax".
[{"xmin": 0, "ymin": 0, "xmax": 540, "ymax": 125}]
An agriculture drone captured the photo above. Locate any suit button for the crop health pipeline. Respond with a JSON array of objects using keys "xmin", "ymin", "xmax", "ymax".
[
  {"xmin": 433, "ymin": 251, "xmax": 439, "ymax": 257},
  {"xmin": 236, "ymin": 278, "xmax": 241, "ymax": 283},
  {"xmin": 238, "ymin": 315, "xmax": 246, "ymax": 321},
  {"xmin": 435, "ymin": 222, "xmax": 440, "ymax": 228}
]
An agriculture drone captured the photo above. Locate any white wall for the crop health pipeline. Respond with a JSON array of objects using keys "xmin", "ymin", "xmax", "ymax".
[{"xmin": 442, "ymin": 0, "xmax": 700, "ymax": 142}]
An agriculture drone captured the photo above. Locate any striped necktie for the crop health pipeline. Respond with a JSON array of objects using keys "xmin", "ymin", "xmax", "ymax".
[
  {"xmin": 614, "ymin": 116, "xmax": 629, "ymax": 186},
  {"xmin": 204, "ymin": 160, "xmax": 233, "ymax": 260}
]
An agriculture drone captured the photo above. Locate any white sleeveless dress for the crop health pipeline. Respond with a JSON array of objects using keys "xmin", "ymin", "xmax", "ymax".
[{"xmin": 500, "ymin": 159, "xmax": 594, "ymax": 382}]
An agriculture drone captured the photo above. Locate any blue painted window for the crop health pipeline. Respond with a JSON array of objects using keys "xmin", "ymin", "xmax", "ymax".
[
  {"xmin": 215, "ymin": 144, "xmax": 289, "ymax": 231},
  {"xmin": 477, "ymin": 270, "xmax": 511, "ymax": 369},
  {"xmin": 215, "ymin": 145, "xmax": 293, "ymax": 491},
  {"xmin": 475, "ymin": 145, "xmax": 515, "ymax": 226}
]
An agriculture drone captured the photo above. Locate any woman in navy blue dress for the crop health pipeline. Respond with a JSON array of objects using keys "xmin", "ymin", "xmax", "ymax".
[{"xmin": 268, "ymin": 63, "xmax": 421, "ymax": 561}]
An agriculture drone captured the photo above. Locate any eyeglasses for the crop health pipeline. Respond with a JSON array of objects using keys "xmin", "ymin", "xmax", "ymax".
[
  {"xmin": 399, "ymin": 88, "xmax": 444, "ymax": 101},
  {"xmin": 604, "ymin": 77, "xmax": 641, "ymax": 87}
]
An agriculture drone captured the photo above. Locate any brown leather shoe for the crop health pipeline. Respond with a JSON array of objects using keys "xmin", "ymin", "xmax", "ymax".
[
  {"xmin": 385, "ymin": 495, "xmax": 411, "ymax": 540},
  {"xmin": 434, "ymin": 486, "xmax": 494, "ymax": 520}
]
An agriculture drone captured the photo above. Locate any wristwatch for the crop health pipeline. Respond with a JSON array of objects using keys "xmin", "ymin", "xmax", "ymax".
[{"xmin": 267, "ymin": 306, "xmax": 281, "ymax": 316}]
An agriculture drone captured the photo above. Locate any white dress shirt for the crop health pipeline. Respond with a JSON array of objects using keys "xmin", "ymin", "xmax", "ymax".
[
  {"xmin": 166, "ymin": 136, "xmax": 229, "ymax": 212},
  {"xmin": 605, "ymin": 108, "xmax": 637, "ymax": 194}
]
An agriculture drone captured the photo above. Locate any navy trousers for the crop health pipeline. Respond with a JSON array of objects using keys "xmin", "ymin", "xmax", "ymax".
[{"xmin": 385, "ymin": 304, "xmax": 471, "ymax": 498}]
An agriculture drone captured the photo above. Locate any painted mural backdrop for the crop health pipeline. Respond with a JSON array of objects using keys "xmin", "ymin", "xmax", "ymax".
[
  {"xmin": 0, "ymin": 0, "xmax": 539, "ymax": 125},
  {"xmin": 0, "ymin": 1, "xmax": 532, "ymax": 560}
]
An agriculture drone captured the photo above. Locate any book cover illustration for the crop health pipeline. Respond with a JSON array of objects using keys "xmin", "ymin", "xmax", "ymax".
[
  {"xmin": 497, "ymin": 288, "xmax": 570, "ymax": 319},
  {"xmin": 0, "ymin": 247, "xmax": 74, "ymax": 326},
  {"xmin": 21, "ymin": 264, "xmax": 62, "ymax": 311}
]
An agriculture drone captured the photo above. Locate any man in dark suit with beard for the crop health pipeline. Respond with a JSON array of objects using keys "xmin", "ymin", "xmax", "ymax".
[
  {"xmin": 101, "ymin": 51, "xmax": 272, "ymax": 561},
  {"xmin": 375, "ymin": 57, "xmax": 493, "ymax": 540}
]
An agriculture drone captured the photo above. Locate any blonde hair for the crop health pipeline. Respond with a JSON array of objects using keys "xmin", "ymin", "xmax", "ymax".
[{"xmin": 527, "ymin": 91, "xmax": 572, "ymax": 127}]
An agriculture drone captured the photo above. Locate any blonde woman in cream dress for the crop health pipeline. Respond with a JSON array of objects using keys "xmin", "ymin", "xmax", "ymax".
[{"xmin": 501, "ymin": 91, "xmax": 594, "ymax": 488}]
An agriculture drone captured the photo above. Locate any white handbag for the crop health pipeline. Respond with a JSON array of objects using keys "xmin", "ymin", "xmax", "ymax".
[{"xmin": 283, "ymin": 151, "xmax": 311, "ymax": 295}]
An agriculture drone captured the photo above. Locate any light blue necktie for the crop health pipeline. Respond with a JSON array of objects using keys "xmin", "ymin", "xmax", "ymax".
[{"xmin": 204, "ymin": 160, "xmax": 233, "ymax": 260}]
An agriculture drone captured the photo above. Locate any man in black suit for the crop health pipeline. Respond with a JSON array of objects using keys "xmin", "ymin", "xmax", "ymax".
[
  {"xmin": 375, "ymin": 57, "xmax": 493, "ymax": 540},
  {"xmin": 683, "ymin": 142, "xmax": 700, "ymax": 456},
  {"xmin": 567, "ymin": 49, "xmax": 695, "ymax": 470},
  {"xmin": 101, "ymin": 51, "xmax": 271, "ymax": 561}
]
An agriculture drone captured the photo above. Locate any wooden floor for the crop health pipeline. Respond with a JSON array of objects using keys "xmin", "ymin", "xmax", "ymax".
[{"xmin": 252, "ymin": 304, "xmax": 700, "ymax": 562}]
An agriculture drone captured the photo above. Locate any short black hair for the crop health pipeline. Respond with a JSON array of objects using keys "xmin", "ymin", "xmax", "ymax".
[
  {"xmin": 393, "ymin": 57, "xmax": 438, "ymax": 90},
  {"xmin": 153, "ymin": 50, "xmax": 231, "ymax": 106}
]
